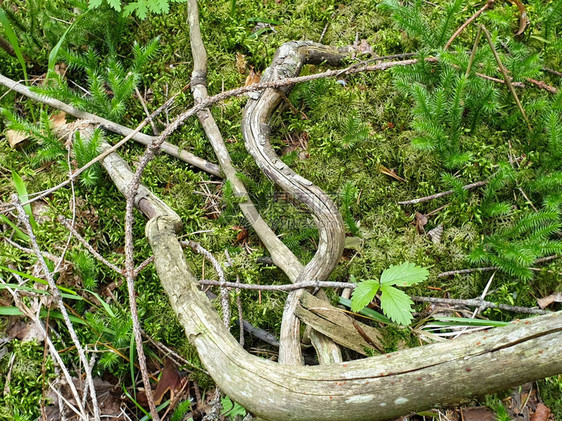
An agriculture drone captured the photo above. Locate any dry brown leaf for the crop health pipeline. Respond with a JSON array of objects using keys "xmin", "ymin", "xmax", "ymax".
[
  {"xmin": 531, "ymin": 403, "xmax": 551, "ymax": 421},
  {"xmin": 5, "ymin": 130, "xmax": 28, "ymax": 148},
  {"xmin": 152, "ymin": 359, "xmax": 185, "ymax": 404},
  {"xmin": 50, "ymin": 112, "xmax": 67, "ymax": 128},
  {"xmin": 378, "ymin": 165, "xmax": 406, "ymax": 182},
  {"xmin": 537, "ymin": 292, "xmax": 562, "ymax": 309},
  {"xmin": 245, "ymin": 67, "xmax": 261, "ymax": 86},
  {"xmin": 414, "ymin": 211, "xmax": 428, "ymax": 234}
]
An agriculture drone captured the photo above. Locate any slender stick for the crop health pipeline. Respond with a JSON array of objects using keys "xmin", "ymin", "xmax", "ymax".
[
  {"xmin": 58, "ymin": 216, "xmax": 123, "ymax": 275},
  {"xmin": 398, "ymin": 181, "xmax": 488, "ymax": 205},
  {"xmin": 199, "ymin": 279, "xmax": 354, "ymax": 291},
  {"xmin": 13, "ymin": 197, "xmax": 100, "ymax": 421},
  {"xmin": 0, "ymin": 74, "xmax": 218, "ymax": 175},
  {"xmin": 411, "ymin": 296, "xmax": 547, "ymax": 315},
  {"xmin": 444, "ymin": 0, "xmax": 494, "ymax": 50},
  {"xmin": 480, "ymin": 25, "xmax": 532, "ymax": 131},
  {"xmin": 465, "ymin": 27, "xmax": 482, "ymax": 78}
]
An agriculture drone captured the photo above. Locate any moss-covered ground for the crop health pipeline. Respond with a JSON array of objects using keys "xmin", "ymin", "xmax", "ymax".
[{"xmin": 0, "ymin": 0, "xmax": 560, "ymax": 419}]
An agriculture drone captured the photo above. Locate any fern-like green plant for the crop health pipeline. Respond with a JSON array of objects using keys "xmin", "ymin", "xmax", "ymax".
[
  {"xmin": 469, "ymin": 210, "xmax": 562, "ymax": 280},
  {"xmin": 36, "ymin": 37, "xmax": 160, "ymax": 123},
  {"xmin": 74, "ymin": 129, "xmax": 103, "ymax": 186},
  {"xmin": 89, "ymin": 0, "xmax": 187, "ymax": 20},
  {"xmin": 340, "ymin": 181, "xmax": 360, "ymax": 235},
  {"xmin": 378, "ymin": 0, "xmax": 464, "ymax": 49},
  {"xmin": 1, "ymin": 108, "xmax": 66, "ymax": 166}
]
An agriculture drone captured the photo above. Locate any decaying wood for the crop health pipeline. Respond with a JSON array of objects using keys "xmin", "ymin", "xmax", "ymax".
[
  {"xmin": 295, "ymin": 292, "xmax": 384, "ymax": 355},
  {"xmin": 242, "ymin": 41, "xmax": 349, "ymax": 365},
  {"xmin": 147, "ymin": 214, "xmax": 562, "ymax": 421}
]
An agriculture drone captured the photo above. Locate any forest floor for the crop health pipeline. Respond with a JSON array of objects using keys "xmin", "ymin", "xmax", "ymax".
[{"xmin": 0, "ymin": 0, "xmax": 560, "ymax": 419}]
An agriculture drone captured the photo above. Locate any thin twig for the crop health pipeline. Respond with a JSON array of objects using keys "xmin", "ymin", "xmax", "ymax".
[
  {"xmin": 319, "ymin": 11, "xmax": 337, "ymax": 43},
  {"xmin": 465, "ymin": 27, "xmax": 482, "ymax": 78},
  {"xmin": 134, "ymin": 256, "xmax": 154, "ymax": 276},
  {"xmin": 199, "ymin": 279, "xmax": 353, "ymax": 291},
  {"xmin": 445, "ymin": 0, "xmax": 494, "ymax": 50},
  {"xmin": 437, "ymin": 255, "xmax": 560, "ymax": 278},
  {"xmin": 225, "ymin": 250, "xmax": 244, "ymax": 346},
  {"xmin": 1, "ymin": 228, "xmax": 92, "ymax": 420},
  {"xmin": 411, "ymin": 296, "xmax": 548, "ymax": 315},
  {"xmin": 398, "ymin": 181, "xmax": 488, "ymax": 205},
  {"xmin": 123, "ymin": 197, "xmax": 159, "ymax": 420},
  {"xmin": 0, "ymin": 74, "xmax": 219, "ymax": 176},
  {"xmin": 481, "ymin": 24, "xmax": 532, "ymax": 131},
  {"xmin": 135, "ymin": 87, "xmax": 159, "ymax": 135},
  {"xmin": 181, "ymin": 240, "xmax": 230, "ymax": 327},
  {"xmin": 58, "ymin": 216, "xmax": 123, "ymax": 275}
]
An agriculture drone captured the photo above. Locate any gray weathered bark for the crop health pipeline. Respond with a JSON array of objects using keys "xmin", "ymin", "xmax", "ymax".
[
  {"xmin": 242, "ymin": 41, "xmax": 349, "ymax": 365},
  {"xmin": 147, "ymin": 214, "xmax": 562, "ymax": 421}
]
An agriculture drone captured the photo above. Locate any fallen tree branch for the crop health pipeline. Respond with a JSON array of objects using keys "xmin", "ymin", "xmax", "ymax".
[
  {"xmin": 187, "ymin": 0, "xmax": 343, "ymax": 365},
  {"xmin": 0, "ymin": 73, "xmax": 220, "ymax": 176},
  {"xmin": 398, "ymin": 180, "xmax": 488, "ymax": 205},
  {"xmin": 147, "ymin": 214, "xmax": 562, "ymax": 421},
  {"xmin": 242, "ymin": 41, "xmax": 350, "ymax": 365}
]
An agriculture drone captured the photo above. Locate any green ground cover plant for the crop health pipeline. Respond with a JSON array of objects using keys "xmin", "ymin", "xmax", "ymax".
[{"xmin": 0, "ymin": 0, "xmax": 560, "ymax": 419}]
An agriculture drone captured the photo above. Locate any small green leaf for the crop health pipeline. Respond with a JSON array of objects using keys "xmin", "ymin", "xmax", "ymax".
[
  {"xmin": 380, "ymin": 262, "xmax": 429, "ymax": 286},
  {"xmin": 380, "ymin": 284, "xmax": 414, "ymax": 325},
  {"xmin": 350, "ymin": 279, "xmax": 380, "ymax": 312}
]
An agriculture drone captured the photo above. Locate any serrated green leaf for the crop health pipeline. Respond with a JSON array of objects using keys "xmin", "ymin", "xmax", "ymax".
[
  {"xmin": 380, "ymin": 284, "xmax": 414, "ymax": 325},
  {"xmin": 106, "ymin": 0, "xmax": 122, "ymax": 11},
  {"xmin": 350, "ymin": 279, "xmax": 379, "ymax": 312},
  {"xmin": 380, "ymin": 262, "xmax": 429, "ymax": 286},
  {"xmin": 88, "ymin": 0, "xmax": 103, "ymax": 8}
]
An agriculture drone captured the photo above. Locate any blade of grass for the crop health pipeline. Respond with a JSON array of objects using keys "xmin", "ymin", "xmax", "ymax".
[
  {"xmin": 123, "ymin": 384, "xmax": 150, "ymax": 418},
  {"xmin": 0, "ymin": 265, "xmax": 78, "ymax": 295},
  {"xmin": 338, "ymin": 297, "xmax": 392, "ymax": 324},
  {"xmin": 0, "ymin": 283, "xmax": 81, "ymax": 300},
  {"xmin": 433, "ymin": 316, "xmax": 508, "ymax": 327},
  {"xmin": 0, "ymin": 215, "xmax": 29, "ymax": 242},
  {"xmin": 11, "ymin": 171, "xmax": 37, "ymax": 230},
  {"xmin": 0, "ymin": 7, "xmax": 27, "ymax": 82}
]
